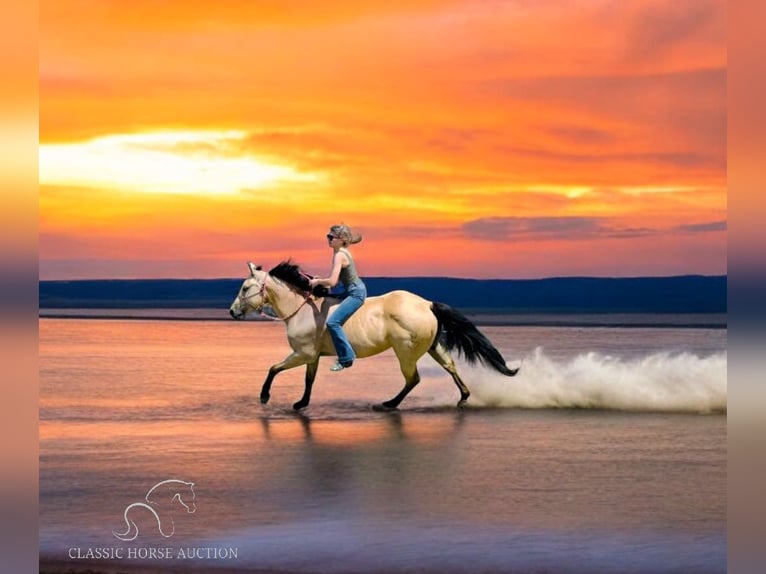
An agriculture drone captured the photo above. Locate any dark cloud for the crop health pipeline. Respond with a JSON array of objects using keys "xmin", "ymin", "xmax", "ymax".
[
  {"xmin": 674, "ymin": 220, "xmax": 727, "ymax": 233},
  {"xmin": 490, "ymin": 67, "xmax": 725, "ymax": 107},
  {"xmin": 462, "ymin": 216, "xmax": 726, "ymax": 242},
  {"xmin": 424, "ymin": 128, "xmax": 489, "ymax": 153},
  {"xmin": 544, "ymin": 125, "xmax": 615, "ymax": 145},
  {"xmin": 627, "ymin": 0, "xmax": 725, "ymax": 63},
  {"xmin": 463, "ymin": 216, "xmax": 607, "ymax": 241},
  {"xmin": 499, "ymin": 145, "xmax": 722, "ymax": 171}
]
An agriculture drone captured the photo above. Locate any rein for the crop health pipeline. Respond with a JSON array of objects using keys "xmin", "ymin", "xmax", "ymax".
[{"xmin": 239, "ymin": 275, "xmax": 314, "ymax": 322}]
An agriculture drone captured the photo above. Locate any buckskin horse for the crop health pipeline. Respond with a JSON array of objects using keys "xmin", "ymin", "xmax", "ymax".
[{"xmin": 229, "ymin": 261, "xmax": 519, "ymax": 411}]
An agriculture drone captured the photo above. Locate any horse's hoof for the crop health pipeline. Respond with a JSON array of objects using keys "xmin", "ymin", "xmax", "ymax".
[
  {"xmin": 260, "ymin": 394, "xmax": 270, "ymax": 404},
  {"xmin": 372, "ymin": 403, "xmax": 398, "ymax": 412},
  {"xmin": 457, "ymin": 399, "xmax": 469, "ymax": 409},
  {"xmin": 293, "ymin": 401, "xmax": 308, "ymax": 411}
]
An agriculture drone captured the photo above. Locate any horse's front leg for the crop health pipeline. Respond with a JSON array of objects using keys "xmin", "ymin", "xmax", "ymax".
[
  {"xmin": 260, "ymin": 352, "xmax": 311, "ymax": 405},
  {"xmin": 292, "ymin": 358, "xmax": 320, "ymax": 411}
]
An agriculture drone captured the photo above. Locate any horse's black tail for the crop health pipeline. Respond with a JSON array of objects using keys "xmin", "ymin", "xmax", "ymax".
[{"xmin": 430, "ymin": 302, "xmax": 519, "ymax": 376}]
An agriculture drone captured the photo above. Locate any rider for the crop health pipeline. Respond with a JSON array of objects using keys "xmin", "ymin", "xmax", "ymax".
[{"xmin": 308, "ymin": 224, "xmax": 367, "ymax": 371}]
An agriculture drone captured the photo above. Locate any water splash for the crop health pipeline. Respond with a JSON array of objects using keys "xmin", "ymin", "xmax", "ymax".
[{"xmin": 465, "ymin": 347, "xmax": 726, "ymax": 414}]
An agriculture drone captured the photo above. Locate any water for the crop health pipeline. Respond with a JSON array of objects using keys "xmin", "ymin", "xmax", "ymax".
[{"xmin": 39, "ymin": 316, "xmax": 727, "ymax": 573}]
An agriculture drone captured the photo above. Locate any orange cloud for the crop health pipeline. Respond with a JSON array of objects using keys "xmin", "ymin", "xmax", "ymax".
[{"xmin": 39, "ymin": 0, "xmax": 727, "ymax": 279}]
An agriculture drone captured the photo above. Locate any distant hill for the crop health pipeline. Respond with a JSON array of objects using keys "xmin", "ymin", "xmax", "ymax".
[{"xmin": 39, "ymin": 275, "xmax": 727, "ymax": 314}]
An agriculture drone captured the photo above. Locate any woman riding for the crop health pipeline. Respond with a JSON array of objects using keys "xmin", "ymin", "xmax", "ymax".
[{"xmin": 308, "ymin": 224, "xmax": 367, "ymax": 371}]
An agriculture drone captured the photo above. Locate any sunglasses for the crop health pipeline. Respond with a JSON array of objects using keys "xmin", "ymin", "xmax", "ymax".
[{"xmin": 326, "ymin": 234, "xmax": 337, "ymax": 240}]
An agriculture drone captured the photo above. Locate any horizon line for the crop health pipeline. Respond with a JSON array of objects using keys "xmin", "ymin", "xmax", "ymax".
[{"xmin": 39, "ymin": 273, "xmax": 728, "ymax": 282}]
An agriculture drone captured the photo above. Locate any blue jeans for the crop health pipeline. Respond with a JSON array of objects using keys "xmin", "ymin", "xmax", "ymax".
[{"xmin": 326, "ymin": 281, "xmax": 366, "ymax": 366}]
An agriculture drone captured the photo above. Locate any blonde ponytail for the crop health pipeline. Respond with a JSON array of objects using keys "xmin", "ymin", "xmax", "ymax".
[{"xmin": 329, "ymin": 224, "xmax": 362, "ymax": 245}]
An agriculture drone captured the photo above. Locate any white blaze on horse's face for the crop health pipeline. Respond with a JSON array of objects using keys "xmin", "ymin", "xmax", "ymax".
[{"xmin": 229, "ymin": 262, "xmax": 266, "ymax": 319}]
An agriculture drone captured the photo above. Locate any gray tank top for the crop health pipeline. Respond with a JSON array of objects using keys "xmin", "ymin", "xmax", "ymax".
[{"xmin": 337, "ymin": 248, "xmax": 360, "ymax": 286}]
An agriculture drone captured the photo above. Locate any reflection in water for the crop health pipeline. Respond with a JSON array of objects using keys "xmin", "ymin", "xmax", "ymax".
[
  {"xmin": 257, "ymin": 408, "xmax": 466, "ymax": 444},
  {"xmin": 254, "ymin": 409, "xmax": 468, "ymax": 514}
]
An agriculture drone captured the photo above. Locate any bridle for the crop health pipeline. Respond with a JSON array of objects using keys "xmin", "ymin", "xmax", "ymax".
[
  {"xmin": 238, "ymin": 274, "xmax": 314, "ymax": 322},
  {"xmin": 238, "ymin": 276, "xmax": 268, "ymax": 310}
]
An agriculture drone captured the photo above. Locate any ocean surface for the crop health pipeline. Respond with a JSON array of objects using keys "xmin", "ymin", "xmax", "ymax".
[{"xmin": 39, "ymin": 313, "xmax": 727, "ymax": 573}]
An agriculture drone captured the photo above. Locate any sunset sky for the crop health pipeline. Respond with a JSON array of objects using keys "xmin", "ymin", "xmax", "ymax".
[{"xmin": 39, "ymin": 0, "xmax": 726, "ymax": 280}]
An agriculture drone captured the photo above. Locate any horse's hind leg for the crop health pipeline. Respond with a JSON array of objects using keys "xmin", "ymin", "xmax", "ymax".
[
  {"xmin": 293, "ymin": 358, "xmax": 319, "ymax": 411},
  {"xmin": 377, "ymin": 358, "xmax": 421, "ymax": 411},
  {"xmin": 428, "ymin": 343, "xmax": 471, "ymax": 407}
]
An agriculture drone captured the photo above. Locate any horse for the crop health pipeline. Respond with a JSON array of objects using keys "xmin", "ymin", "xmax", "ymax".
[
  {"xmin": 229, "ymin": 261, "xmax": 519, "ymax": 411},
  {"xmin": 113, "ymin": 479, "xmax": 196, "ymax": 541}
]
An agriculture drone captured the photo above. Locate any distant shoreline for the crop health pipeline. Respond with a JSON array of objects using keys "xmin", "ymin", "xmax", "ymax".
[{"xmin": 39, "ymin": 275, "xmax": 728, "ymax": 316}]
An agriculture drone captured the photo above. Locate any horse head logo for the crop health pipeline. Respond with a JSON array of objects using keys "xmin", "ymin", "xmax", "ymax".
[{"xmin": 113, "ymin": 479, "xmax": 196, "ymax": 541}]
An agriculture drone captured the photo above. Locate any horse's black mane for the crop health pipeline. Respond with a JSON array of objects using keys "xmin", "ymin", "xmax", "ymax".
[
  {"xmin": 269, "ymin": 260, "xmax": 329, "ymax": 297},
  {"xmin": 269, "ymin": 260, "xmax": 310, "ymax": 291}
]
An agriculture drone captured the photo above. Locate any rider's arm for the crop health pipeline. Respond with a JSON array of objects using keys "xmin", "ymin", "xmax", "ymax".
[{"xmin": 310, "ymin": 252, "xmax": 347, "ymax": 288}]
